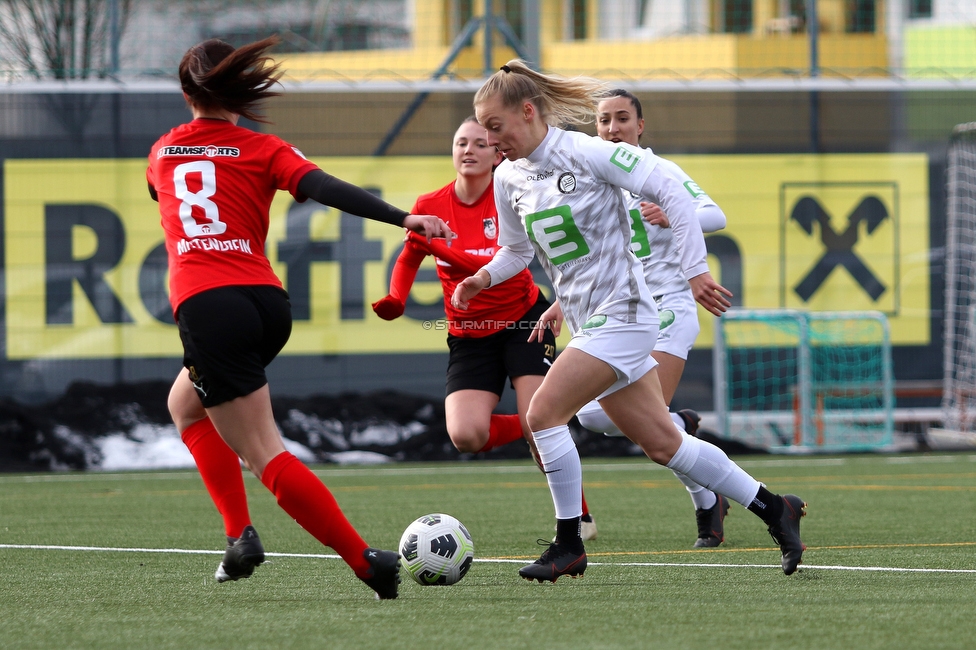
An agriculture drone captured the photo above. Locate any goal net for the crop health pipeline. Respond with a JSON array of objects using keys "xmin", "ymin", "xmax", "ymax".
[
  {"xmin": 714, "ymin": 309, "xmax": 894, "ymax": 452},
  {"xmin": 942, "ymin": 123, "xmax": 976, "ymax": 432}
]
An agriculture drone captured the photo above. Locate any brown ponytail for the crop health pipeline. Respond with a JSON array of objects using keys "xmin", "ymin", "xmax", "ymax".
[
  {"xmin": 473, "ymin": 59, "xmax": 608, "ymax": 127},
  {"xmin": 178, "ymin": 36, "xmax": 283, "ymax": 123}
]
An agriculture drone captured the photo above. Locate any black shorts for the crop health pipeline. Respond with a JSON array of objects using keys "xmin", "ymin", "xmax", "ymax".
[
  {"xmin": 177, "ymin": 285, "xmax": 292, "ymax": 408},
  {"xmin": 445, "ymin": 294, "xmax": 556, "ymax": 397}
]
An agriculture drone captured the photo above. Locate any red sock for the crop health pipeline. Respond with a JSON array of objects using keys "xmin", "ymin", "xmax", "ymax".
[
  {"xmin": 181, "ymin": 418, "xmax": 251, "ymax": 538},
  {"xmin": 479, "ymin": 414, "xmax": 525, "ymax": 452},
  {"xmin": 261, "ymin": 452, "xmax": 371, "ymax": 575},
  {"xmin": 581, "ymin": 491, "xmax": 590, "ymax": 518}
]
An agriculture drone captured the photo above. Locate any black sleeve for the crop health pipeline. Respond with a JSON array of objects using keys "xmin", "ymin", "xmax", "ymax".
[
  {"xmin": 297, "ymin": 169, "xmax": 408, "ymax": 227},
  {"xmin": 147, "ymin": 183, "xmax": 158, "ymax": 202}
]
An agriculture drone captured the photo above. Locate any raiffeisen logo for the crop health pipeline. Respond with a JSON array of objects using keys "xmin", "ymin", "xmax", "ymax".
[{"xmin": 158, "ymin": 145, "xmax": 241, "ymax": 158}]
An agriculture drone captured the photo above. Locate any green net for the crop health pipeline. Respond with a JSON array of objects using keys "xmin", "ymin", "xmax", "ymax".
[{"xmin": 715, "ymin": 309, "xmax": 893, "ymax": 451}]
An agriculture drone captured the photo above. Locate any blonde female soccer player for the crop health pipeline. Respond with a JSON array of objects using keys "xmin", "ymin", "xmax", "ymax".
[
  {"xmin": 372, "ymin": 117, "xmax": 597, "ymax": 540},
  {"xmin": 452, "ymin": 60, "xmax": 806, "ymax": 582}
]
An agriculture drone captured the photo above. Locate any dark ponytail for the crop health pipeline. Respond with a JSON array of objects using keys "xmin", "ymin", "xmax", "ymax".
[{"xmin": 178, "ymin": 36, "xmax": 283, "ymax": 123}]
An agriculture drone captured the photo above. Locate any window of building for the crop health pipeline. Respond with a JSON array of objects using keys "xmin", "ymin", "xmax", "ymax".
[
  {"xmin": 569, "ymin": 0, "xmax": 587, "ymax": 40},
  {"xmin": 909, "ymin": 0, "xmax": 933, "ymax": 19},
  {"xmin": 846, "ymin": 0, "xmax": 876, "ymax": 33},
  {"xmin": 723, "ymin": 0, "xmax": 753, "ymax": 34},
  {"xmin": 502, "ymin": 0, "xmax": 525, "ymax": 43},
  {"xmin": 788, "ymin": 0, "xmax": 806, "ymax": 29}
]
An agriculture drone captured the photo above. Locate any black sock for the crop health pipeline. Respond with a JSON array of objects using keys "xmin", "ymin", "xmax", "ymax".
[
  {"xmin": 555, "ymin": 517, "xmax": 583, "ymax": 550},
  {"xmin": 747, "ymin": 486, "xmax": 784, "ymax": 526}
]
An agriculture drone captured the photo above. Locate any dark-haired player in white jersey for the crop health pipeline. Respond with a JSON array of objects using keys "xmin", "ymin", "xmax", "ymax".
[{"xmin": 574, "ymin": 88, "xmax": 733, "ymax": 548}]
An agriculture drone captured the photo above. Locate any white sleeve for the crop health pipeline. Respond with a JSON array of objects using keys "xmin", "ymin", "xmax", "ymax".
[
  {"xmin": 483, "ymin": 169, "xmax": 534, "ymax": 286},
  {"xmin": 637, "ymin": 164, "xmax": 710, "ymax": 281},
  {"xmin": 482, "ymin": 239, "xmax": 534, "ymax": 287},
  {"xmin": 583, "ymin": 139, "xmax": 710, "ymax": 280},
  {"xmin": 697, "ymin": 201, "xmax": 727, "ymax": 233},
  {"xmin": 658, "ymin": 156, "xmax": 726, "ymax": 233}
]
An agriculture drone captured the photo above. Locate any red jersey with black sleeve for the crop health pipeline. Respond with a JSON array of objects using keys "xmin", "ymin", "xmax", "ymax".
[
  {"xmin": 147, "ymin": 118, "xmax": 318, "ymax": 313},
  {"xmin": 376, "ymin": 180, "xmax": 539, "ymax": 338}
]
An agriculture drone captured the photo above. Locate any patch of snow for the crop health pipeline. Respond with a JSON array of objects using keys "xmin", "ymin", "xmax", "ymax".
[
  {"xmin": 349, "ymin": 421, "xmax": 427, "ymax": 446},
  {"xmin": 96, "ymin": 424, "xmax": 194, "ymax": 470},
  {"xmin": 324, "ymin": 451, "xmax": 392, "ymax": 465},
  {"xmin": 285, "ymin": 410, "xmax": 349, "ymax": 450},
  {"xmin": 282, "ymin": 437, "xmax": 317, "ymax": 463}
]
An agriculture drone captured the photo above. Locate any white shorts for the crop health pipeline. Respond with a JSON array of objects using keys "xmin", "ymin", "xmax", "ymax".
[
  {"xmin": 566, "ymin": 315, "xmax": 659, "ymax": 400},
  {"xmin": 652, "ymin": 290, "xmax": 700, "ymax": 360}
]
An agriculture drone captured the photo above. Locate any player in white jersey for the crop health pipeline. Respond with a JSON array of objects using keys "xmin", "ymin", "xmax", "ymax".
[
  {"xmin": 570, "ymin": 89, "xmax": 732, "ymax": 548},
  {"xmin": 452, "ymin": 60, "xmax": 807, "ymax": 582}
]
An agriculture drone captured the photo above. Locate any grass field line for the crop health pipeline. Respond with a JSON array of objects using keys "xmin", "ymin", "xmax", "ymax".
[
  {"xmin": 3, "ymin": 454, "xmax": 975, "ymax": 485},
  {"xmin": 3, "ymin": 543, "xmax": 976, "ymax": 574}
]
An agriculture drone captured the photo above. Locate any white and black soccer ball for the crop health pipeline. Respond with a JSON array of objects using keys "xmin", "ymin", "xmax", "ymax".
[{"xmin": 399, "ymin": 513, "xmax": 474, "ymax": 586}]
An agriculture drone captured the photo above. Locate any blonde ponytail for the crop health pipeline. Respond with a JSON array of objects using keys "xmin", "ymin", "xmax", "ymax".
[{"xmin": 473, "ymin": 59, "xmax": 608, "ymax": 127}]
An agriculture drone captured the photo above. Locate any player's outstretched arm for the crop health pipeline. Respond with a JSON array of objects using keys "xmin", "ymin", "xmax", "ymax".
[
  {"xmin": 372, "ymin": 235, "xmax": 428, "ymax": 320},
  {"xmin": 639, "ymin": 202, "xmax": 726, "ymax": 233},
  {"xmin": 297, "ymin": 169, "xmax": 454, "ymax": 243},
  {"xmin": 689, "ymin": 271, "xmax": 733, "ymax": 317},
  {"xmin": 421, "ymin": 235, "xmax": 494, "ymax": 275},
  {"xmin": 403, "ymin": 214, "xmax": 454, "ymax": 243}
]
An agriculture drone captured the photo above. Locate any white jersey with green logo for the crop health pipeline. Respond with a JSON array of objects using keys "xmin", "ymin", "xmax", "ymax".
[
  {"xmin": 623, "ymin": 151, "xmax": 724, "ymax": 296},
  {"xmin": 486, "ymin": 127, "xmax": 709, "ymax": 335}
]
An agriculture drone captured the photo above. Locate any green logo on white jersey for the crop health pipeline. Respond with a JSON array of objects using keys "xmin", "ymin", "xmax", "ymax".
[
  {"xmin": 525, "ymin": 205, "xmax": 591, "ymax": 265},
  {"xmin": 628, "ymin": 209, "xmax": 651, "ymax": 258},
  {"xmin": 610, "ymin": 146, "xmax": 641, "ymax": 173},
  {"xmin": 683, "ymin": 180, "xmax": 705, "ymax": 198},
  {"xmin": 659, "ymin": 309, "xmax": 675, "ymax": 330},
  {"xmin": 582, "ymin": 314, "xmax": 607, "ymax": 329}
]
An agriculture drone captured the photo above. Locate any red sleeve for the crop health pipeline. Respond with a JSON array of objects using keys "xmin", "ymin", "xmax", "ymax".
[
  {"xmin": 267, "ymin": 137, "xmax": 319, "ymax": 198},
  {"xmin": 371, "ymin": 237, "xmax": 429, "ymax": 320},
  {"xmin": 420, "ymin": 235, "xmax": 494, "ymax": 275},
  {"xmin": 146, "ymin": 154, "xmax": 158, "ymax": 199}
]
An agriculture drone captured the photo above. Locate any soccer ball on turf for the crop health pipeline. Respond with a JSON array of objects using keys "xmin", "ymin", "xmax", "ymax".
[{"xmin": 399, "ymin": 513, "xmax": 474, "ymax": 585}]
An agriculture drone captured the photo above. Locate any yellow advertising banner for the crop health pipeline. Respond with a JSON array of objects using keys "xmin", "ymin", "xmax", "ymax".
[
  {"xmin": 3, "ymin": 153, "xmax": 929, "ymax": 360},
  {"xmin": 670, "ymin": 153, "xmax": 929, "ymax": 347}
]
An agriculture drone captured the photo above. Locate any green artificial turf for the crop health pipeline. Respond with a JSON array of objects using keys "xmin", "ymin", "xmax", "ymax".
[{"xmin": 1, "ymin": 454, "xmax": 975, "ymax": 649}]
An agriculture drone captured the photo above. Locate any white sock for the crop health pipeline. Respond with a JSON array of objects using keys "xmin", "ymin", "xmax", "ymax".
[
  {"xmin": 532, "ymin": 424, "xmax": 583, "ymax": 519},
  {"xmin": 665, "ymin": 434, "xmax": 760, "ymax": 508},
  {"xmin": 668, "ymin": 419, "xmax": 715, "ymax": 509},
  {"xmin": 671, "ymin": 411, "xmax": 686, "ymax": 431},
  {"xmin": 576, "ymin": 400, "xmax": 623, "ymax": 437},
  {"xmin": 672, "ymin": 469, "xmax": 717, "ymax": 510}
]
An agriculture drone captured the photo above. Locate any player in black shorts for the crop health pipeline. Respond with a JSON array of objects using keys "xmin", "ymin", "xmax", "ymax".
[
  {"xmin": 151, "ymin": 36, "xmax": 453, "ymax": 599},
  {"xmin": 446, "ymin": 294, "xmax": 554, "ymax": 396}
]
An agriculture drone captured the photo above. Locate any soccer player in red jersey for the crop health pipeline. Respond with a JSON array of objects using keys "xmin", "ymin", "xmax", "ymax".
[
  {"xmin": 147, "ymin": 36, "xmax": 453, "ymax": 599},
  {"xmin": 371, "ymin": 117, "xmax": 597, "ymax": 541}
]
